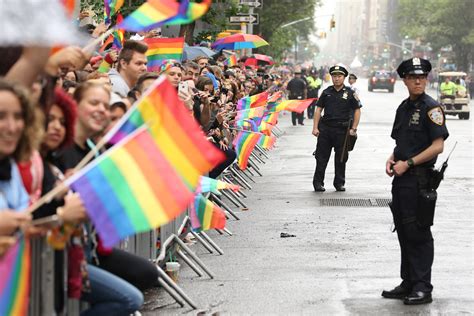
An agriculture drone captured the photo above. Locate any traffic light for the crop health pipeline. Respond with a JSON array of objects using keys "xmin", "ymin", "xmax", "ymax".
[{"xmin": 330, "ymin": 17, "xmax": 336, "ymax": 30}]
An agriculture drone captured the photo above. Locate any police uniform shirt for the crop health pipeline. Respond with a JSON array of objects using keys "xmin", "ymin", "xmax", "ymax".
[
  {"xmin": 316, "ymin": 85, "xmax": 361, "ymax": 123},
  {"xmin": 391, "ymin": 93, "xmax": 449, "ymax": 167},
  {"xmin": 287, "ymin": 77, "xmax": 307, "ymax": 99}
]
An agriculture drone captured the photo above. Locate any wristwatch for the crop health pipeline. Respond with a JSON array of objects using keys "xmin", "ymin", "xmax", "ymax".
[{"xmin": 407, "ymin": 158, "xmax": 415, "ymax": 168}]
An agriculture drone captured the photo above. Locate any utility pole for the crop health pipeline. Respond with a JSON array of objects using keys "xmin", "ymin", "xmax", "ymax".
[{"xmin": 247, "ymin": 6, "xmax": 254, "ymax": 55}]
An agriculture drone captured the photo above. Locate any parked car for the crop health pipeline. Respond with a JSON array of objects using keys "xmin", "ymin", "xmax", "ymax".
[{"xmin": 368, "ymin": 70, "xmax": 395, "ymax": 92}]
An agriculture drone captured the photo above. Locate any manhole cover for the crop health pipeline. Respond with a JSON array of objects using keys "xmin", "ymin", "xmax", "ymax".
[{"xmin": 319, "ymin": 198, "xmax": 391, "ymax": 207}]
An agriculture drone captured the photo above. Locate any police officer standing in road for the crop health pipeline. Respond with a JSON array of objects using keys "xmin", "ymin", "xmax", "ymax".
[
  {"xmin": 382, "ymin": 57, "xmax": 449, "ymax": 305},
  {"xmin": 286, "ymin": 69, "xmax": 307, "ymax": 126},
  {"xmin": 306, "ymin": 69, "xmax": 323, "ymax": 119},
  {"xmin": 312, "ymin": 65, "xmax": 361, "ymax": 192}
]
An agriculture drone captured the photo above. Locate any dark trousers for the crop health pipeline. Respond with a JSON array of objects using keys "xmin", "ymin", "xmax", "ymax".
[
  {"xmin": 97, "ymin": 248, "xmax": 159, "ymax": 290},
  {"xmin": 209, "ymin": 144, "xmax": 237, "ymax": 178},
  {"xmin": 312, "ymin": 124, "xmax": 347, "ymax": 188},
  {"xmin": 391, "ymin": 175, "xmax": 434, "ymax": 293},
  {"xmin": 307, "ymin": 100, "xmax": 316, "ymax": 119},
  {"xmin": 291, "ymin": 112, "xmax": 304, "ymax": 125}
]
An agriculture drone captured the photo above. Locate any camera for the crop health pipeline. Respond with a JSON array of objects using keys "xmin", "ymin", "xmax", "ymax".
[{"xmin": 221, "ymin": 87, "xmax": 229, "ymax": 95}]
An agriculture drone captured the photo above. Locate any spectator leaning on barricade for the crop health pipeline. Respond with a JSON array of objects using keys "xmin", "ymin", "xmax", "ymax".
[{"xmin": 109, "ymin": 40, "xmax": 148, "ymax": 97}]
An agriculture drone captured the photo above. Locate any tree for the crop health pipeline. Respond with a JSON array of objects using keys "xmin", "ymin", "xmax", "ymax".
[
  {"xmin": 256, "ymin": 0, "xmax": 321, "ymax": 61},
  {"xmin": 398, "ymin": 0, "xmax": 474, "ymax": 71}
]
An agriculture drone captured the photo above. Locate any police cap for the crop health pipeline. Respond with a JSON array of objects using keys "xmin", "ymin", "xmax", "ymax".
[
  {"xmin": 396, "ymin": 57, "xmax": 432, "ymax": 78},
  {"xmin": 348, "ymin": 73, "xmax": 357, "ymax": 80},
  {"xmin": 329, "ymin": 65, "xmax": 348, "ymax": 76}
]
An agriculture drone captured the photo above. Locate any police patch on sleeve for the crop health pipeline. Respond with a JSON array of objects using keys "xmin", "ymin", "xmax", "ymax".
[{"xmin": 428, "ymin": 107, "xmax": 444, "ymax": 126}]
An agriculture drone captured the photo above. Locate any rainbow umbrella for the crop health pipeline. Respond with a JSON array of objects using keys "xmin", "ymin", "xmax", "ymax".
[{"xmin": 211, "ymin": 34, "xmax": 269, "ymax": 50}]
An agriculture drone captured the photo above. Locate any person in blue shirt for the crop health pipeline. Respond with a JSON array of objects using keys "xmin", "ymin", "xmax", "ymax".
[{"xmin": 0, "ymin": 79, "xmax": 36, "ymax": 253}]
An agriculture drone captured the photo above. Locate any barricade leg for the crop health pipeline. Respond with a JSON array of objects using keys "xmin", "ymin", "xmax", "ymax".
[
  {"xmin": 176, "ymin": 249, "xmax": 203, "ymax": 277},
  {"xmin": 212, "ymin": 195, "xmax": 241, "ymax": 220},
  {"xmin": 157, "ymin": 278, "xmax": 185, "ymax": 307},
  {"xmin": 230, "ymin": 165, "xmax": 252, "ymax": 189},
  {"xmin": 217, "ymin": 190, "xmax": 241, "ymax": 208},
  {"xmin": 173, "ymin": 235, "xmax": 216, "ymax": 278},
  {"xmin": 190, "ymin": 230, "xmax": 214, "ymax": 254},
  {"xmin": 216, "ymin": 228, "xmax": 233, "ymax": 236},
  {"xmin": 223, "ymin": 189, "xmax": 248, "ymax": 208},
  {"xmin": 199, "ymin": 232, "xmax": 224, "ymax": 255},
  {"xmin": 156, "ymin": 266, "xmax": 197, "ymax": 309}
]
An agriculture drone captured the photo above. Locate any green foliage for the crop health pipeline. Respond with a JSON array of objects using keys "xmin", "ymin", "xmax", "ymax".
[
  {"xmin": 193, "ymin": 0, "xmax": 241, "ymax": 44},
  {"xmin": 397, "ymin": 0, "xmax": 474, "ymax": 71},
  {"xmin": 257, "ymin": 0, "xmax": 320, "ymax": 60},
  {"xmin": 80, "ymin": 0, "xmax": 141, "ymax": 22}
]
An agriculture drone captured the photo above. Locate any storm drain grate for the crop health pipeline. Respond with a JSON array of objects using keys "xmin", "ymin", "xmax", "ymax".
[{"xmin": 319, "ymin": 198, "xmax": 392, "ymax": 207}]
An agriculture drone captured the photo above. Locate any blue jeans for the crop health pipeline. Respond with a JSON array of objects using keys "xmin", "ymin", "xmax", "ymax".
[{"xmin": 81, "ymin": 265, "xmax": 143, "ymax": 316}]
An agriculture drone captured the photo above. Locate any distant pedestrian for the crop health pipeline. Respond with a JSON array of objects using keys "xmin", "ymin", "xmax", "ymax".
[
  {"xmin": 306, "ymin": 69, "xmax": 322, "ymax": 119},
  {"xmin": 383, "ymin": 57, "xmax": 449, "ymax": 305},
  {"xmin": 286, "ymin": 69, "xmax": 307, "ymax": 126},
  {"xmin": 312, "ymin": 65, "xmax": 361, "ymax": 192}
]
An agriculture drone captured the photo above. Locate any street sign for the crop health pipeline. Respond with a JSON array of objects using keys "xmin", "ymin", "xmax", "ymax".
[
  {"xmin": 229, "ymin": 14, "xmax": 259, "ymax": 24},
  {"xmin": 239, "ymin": 0, "xmax": 263, "ymax": 8}
]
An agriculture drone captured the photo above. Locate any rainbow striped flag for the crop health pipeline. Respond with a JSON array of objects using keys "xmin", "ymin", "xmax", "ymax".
[
  {"xmin": 68, "ymin": 127, "xmax": 198, "ymax": 247},
  {"xmin": 233, "ymin": 131, "xmax": 261, "ymax": 170},
  {"xmin": 234, "ymin": 107, "xmax": 265, "ymax": 127},
  {"xmin": 105, "ymin": 76, "xmax": 225, "ymax": 189},
  {"xmin": 143, "ymin": 37, "xmax": 185, "ymax": 72},
  {"xmin": 112, "ymin": 14, "xmax": 125, "ymax": 49},
  {"xmin": 236, "ymin": 91, "xmax": 268, "ymax": 111},
  {"xmin": 272, "ymin": 99, "xmax": 315, "ymax": 113},
  {"xmin": 258, "ymin": 134, "xmax": 276, "ymax": 150},
  {"xmin": 104, "ymin": 0, "xmax": 125, "ymax": 24},
  {"xmin": 189, "ymin": 194, "xmax": 226, "ymax": 232},
  {"xmin": 118, "ymin": 0, "xmax": 211, "ymax": 32},
  {"xmin": 197, "ymin": 176, "xmax": 240, "ymax": 195},
  {"xmin": 0, "ymin": 237, "xmax": 30, "ymax": 316},
  {"xmin": 258, "ymin": 120, "xmax": 274, "ymax": 135},
  {"xmin": 263, "ymin": 111, "xmax": 279, "ymax": 126},
  {"xmin": 224, "ymin": 55, "xmax": 237, "ymax": 67}
]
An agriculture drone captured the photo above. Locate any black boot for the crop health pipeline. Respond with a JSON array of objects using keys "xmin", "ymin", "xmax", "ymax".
[{"xmin": 381, "ymin": 285, "xmax": 410, "ymax": 300}]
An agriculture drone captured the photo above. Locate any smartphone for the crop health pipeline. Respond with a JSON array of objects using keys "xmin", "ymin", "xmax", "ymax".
[{"xmin": 178, "ymin": 81, "xmax": 189, "ymax": 93}]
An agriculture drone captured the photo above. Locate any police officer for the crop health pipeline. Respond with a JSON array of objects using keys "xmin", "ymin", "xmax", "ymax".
[
  {"xmin": 306, "ymin": 69, "xmax": 323, "ymax": 119},
  {"xmin": 286, "ymin": 69, "xmax": 307, "ymax": 125},
  {"xmin": 382, "ymin": 57, "xmax": 449, "ymax": 305},
  {"xmin": 312, "ymin": 65, "xmax": 361, "ymax": 192}
]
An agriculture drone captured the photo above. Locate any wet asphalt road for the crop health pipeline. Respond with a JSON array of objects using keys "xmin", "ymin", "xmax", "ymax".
[{"xmin": 143, "ymin": 79, "xmax": 473, "ymax": 315}]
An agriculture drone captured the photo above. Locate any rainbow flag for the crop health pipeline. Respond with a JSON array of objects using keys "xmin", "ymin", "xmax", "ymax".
[
  {"xmin": 0, "ymin": 237, "xmax": 30, "ymax": 316},
  {"xmin": 68, "ymin": 127, "xmax": 198, "ymax": 247},
  {"xmin": 272, "ymin": 99, "xmax": 315, "ymax": 113},
  {"xmin": 118, "ymin": 0, "xmax": 211, "ymax": 32},
  {"xmin": 233, "ymin": 131, "xmax": 261, "ymax": 170},
  {"xmin": 99, "ymin": 34, "xmax": 114, "ymax": 53},
  {"xmin": 224, "ymin": 55, "xmax": 237, "ymax": 67},
  {"xmin": 104, "ymin": 0, "xmax": 125, "ymax": 24},
  {"xmin": 105, "ymin": 76, "xmax": 225, "ymax": 189},
  {"xmin": 236, "ymin": 91, "xmax": 268, "ymax": 111},
  {"xmin": 268, "ymin": 91, "xmax": 283, "ymax": 104},
  {"xmin": 258, "ymin": 120, "xmax": 274, "ymax": 135},
  {"xmin": 189, "ymin": 194, "xmax": 226, "ymax": 232},
  {"xmin": 234, "ymin": 107, "xmax": 265, "ymax": 127},
  {"xmin": 112, "ymin": 14, "xmax": 125, "ymax": 49},
  {"xmin": 258, "ymin": 134, "xmax": 276, "ymax": 150},
  {"xmin": 143, "ymin": 37, "xmax": 185, "ymax": 72},
  {"xmin": 263, "ymin": 111, "xmax": 279, "ymax": 126},
  {"xmin": 197, "ymin": 176, "xmax": 240, "ymax": 195}
]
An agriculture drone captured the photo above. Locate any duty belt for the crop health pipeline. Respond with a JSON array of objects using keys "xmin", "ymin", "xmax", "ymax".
[{"xmin": 321, "ymin": 120, "xmax": 350, "ymax": 127}]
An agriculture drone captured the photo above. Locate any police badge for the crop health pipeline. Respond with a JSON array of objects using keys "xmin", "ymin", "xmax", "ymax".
[
  {"xmin": 342, "ymin": 91, "xmax": 348, "ymax": 99},
  {"xmin": 428, "ymin": 107, "xmax": 444, "ymax": 126}
]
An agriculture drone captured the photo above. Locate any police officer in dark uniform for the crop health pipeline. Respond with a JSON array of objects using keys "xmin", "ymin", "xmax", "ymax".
[
  {"xmin": 286, "ymin": 69, "xmax": 307, "ymax": 126},
  {"xmin": 312, "ymin": 65, "xmax": 361, "ymax": 192},
  {"xmin": 382, "ymin": 57, "xmax": 449, "ymax": 305}
]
